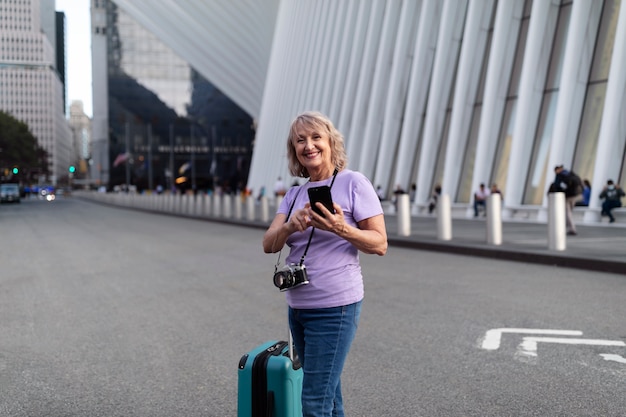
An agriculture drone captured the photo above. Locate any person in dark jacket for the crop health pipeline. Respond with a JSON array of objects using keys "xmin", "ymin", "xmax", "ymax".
[{"xmin": 599, "ymin": 179, "xmax": 625, "ymax": 223}]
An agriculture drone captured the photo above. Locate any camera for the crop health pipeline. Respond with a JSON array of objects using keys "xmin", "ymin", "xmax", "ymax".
[{"xmin": 273, "ymin": 263, "xmax": 309, "ymax": 291}]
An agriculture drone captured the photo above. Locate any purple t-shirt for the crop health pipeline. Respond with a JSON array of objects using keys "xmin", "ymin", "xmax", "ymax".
[{"xmin": 277, "ymin": 169, "xmax": 383, "ymax": 309}]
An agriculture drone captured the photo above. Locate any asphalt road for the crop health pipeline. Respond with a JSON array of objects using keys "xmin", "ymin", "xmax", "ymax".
[{"xmin": 2, "ymin": 197, "xmax": 626, "ymax": 416}]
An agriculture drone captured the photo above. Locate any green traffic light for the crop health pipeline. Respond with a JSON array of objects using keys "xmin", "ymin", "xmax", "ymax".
[
  {"xmin": 12, "ymin": 167, "xmax": 18, "ymax": 174},
  {"xmin": 69, "ymin": 165, "xmax": 76, "ymax": 173}
]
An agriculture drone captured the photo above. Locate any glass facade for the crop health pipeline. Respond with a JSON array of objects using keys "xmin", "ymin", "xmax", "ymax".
[{"xmin": 104, "ymin": 1, "xmax": 254, "ymax": 193}]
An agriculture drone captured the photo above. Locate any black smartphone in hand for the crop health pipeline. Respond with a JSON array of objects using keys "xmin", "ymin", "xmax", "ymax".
[{"xmin": 307, "ymin": 186, "xmax": 335, "ymax": 217}]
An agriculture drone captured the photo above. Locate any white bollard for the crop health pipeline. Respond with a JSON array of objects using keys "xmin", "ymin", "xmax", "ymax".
[
  {"xmin": 486, "ymin": 194, "xmax": 502, "ymax": 245},
  {"xmin": 261, "ymin": 196, "xmax": 270, "ymax": 222},
  {"xmin": 203, "ymin": 194, "xmax": 212, "ymax": 217},
  {"xmin": 548, "ymin": 192, "xmax": 566, "ymax": 251},
  {"xmin": 183, "ymin": 194, "xmax": 192, "ymax": 215},
  {"xmin": 246, "ymin": 196, "xmax": 255, "ymax": 221},
  {"xmin": 234, "ymin": 194, "xmax": 243, "ymax": 219},
  {"xmin": 195, "ymin": 194, "xmax": 203, "ymax": 216},
  {"xmin": 223, "ymin": 194, "xmax": 232, "ymax": 218},
  {"xmin": 213, "ymin": 193, "xmax": 222, "ymax": 217},
  {"xmin": 396, "ymin": 194, "xmax": 411, "ymax": 236},
  {"xmin": 275, "ymin": 195, "xmax": 284, "ymax": 211},
  {"xmin": 437, "ymin": 194, "xmax": 452, "ymax": 241}
]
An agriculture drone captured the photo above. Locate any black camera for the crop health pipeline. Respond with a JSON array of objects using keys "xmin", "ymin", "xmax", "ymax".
[{"xmin": 273, "ymin": 263, "xmax": 309, "ymax": 292}]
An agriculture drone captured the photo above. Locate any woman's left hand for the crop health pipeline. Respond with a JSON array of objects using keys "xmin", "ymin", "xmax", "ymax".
[{"xmin": 307, "ymin": 202, "xmax": 346, "ymax": 235}]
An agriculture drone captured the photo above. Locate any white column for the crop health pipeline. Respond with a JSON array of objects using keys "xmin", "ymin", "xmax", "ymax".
[
  {"xmin": 328, "ymin": 0, "xmax": 359, "ymax": 121},
  {"xmin": 545, "ymin": 0, "xmax": 602, "ymax": 208},
  {"xmin": 393, "ymin": 0, "xmax": 442, "ymax": 195},
  {"xmin": 504, "ymin": 0, "xmax": 560, "ymax": 208},
  {"xmin": 470, "ymin": 0, "xmax": 524, "ymax": 212},
  {"xmin": 373, "ymin": 0, "xmax": 421, "ymax": 191},
  {"xmin": 413, "ymin": 0, "xmax": 468, "ymax": 207},
  {"xmin": 295, "ymin": 1, "xmax": 325, "ymax": 112},
  {"xmin": 246, "ymin": 0, "xmax": 297, "ymax": 196},
  {"xmin": 311, "ymin": 0, "xmax": 341, "ymax": 110},
  {"xmin": 336, "ymin": 1, "xmax": 372, "ymax": 138},
  {"xmin": 442, "ymin": 0, "xmax": 494, "ymax": 201},
  {"xmin": 585, "ymin": 2, "xmax": 626, "ymax": 224},
  {"xmin": 345, "ymin": 0, "xmax": 386, "ymax": 169},
  {"xmin": 357, "ymin": 0, "xmax": 402, "ymax": 179}
]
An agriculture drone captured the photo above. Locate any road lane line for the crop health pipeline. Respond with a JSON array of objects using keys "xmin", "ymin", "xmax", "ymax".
[
  {"xmin": 517, "ymin": 337, "xmax": 626, "ymax": 357},
  {"xmin": 480, "ymin": 328, "xmax": 583, "ymax": 350}
]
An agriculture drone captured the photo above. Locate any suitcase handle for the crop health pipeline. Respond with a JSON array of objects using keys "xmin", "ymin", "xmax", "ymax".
[{"xmin": 288, "ymin": 331, "xmax": 294, "ymax": 362}]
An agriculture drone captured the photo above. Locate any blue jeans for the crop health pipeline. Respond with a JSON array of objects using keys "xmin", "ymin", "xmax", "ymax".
[
  {"xmin": 289, "ymin": 301, "xmax": 362, "ymax": 417},
  {"xmin": 474, "ymin": 200, "xmax": 486, "ymax": 216}
]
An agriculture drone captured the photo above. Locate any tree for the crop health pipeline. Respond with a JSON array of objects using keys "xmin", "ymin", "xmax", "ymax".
[{"xmin": 0, "ymin": 110, "xmax": 49, "ymax": 180}]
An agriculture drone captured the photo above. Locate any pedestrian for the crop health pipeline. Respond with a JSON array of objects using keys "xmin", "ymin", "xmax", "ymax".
[
  {"xmin": 551, "ymin": 165, "xmax": 583, "ymax": 235},
  {"xmin": 599, "ymin": 179, "xmax": 625, "ymax": 223},
  {"xmin": 274, "ymin": 176, "xmax": 286, "ymax": 197},
  {"xmin": 428, "ymin": 184, "xmax": 441, "ymax": 214},
  {"xmin": 262, "ymin": 111, "xmax": 387, "ymax": 417},
  {"xmin": 409, "ymin": 183, "xmax": 417, "ymax": 203},
  {"xmin": 575, "ymin": 179, "xmax": 591, "ymax": 206},
  {"xmin": 490, "ymin": 183, "xmax": 503, "ymax": 201},
  {"xmin": 473, "ymin": 183, "xmax": 490, "ymax": 217}
]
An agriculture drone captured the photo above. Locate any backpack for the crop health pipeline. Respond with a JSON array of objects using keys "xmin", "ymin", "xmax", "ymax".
[{"xmin": 565, "ymin": 171, "xmax": 583, "ymax": 197}]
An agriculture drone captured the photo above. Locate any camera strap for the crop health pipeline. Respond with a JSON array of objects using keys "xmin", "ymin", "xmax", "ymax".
[
  {"xmin": 274, "ymin": 168, "xmax": 339, "ymax": 271},
  {"xmin": 298, "ymin": 168, "xmax": 338, "ymax": 265}
]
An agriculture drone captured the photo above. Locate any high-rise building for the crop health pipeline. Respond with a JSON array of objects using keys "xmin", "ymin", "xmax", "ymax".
[
  {"xmin": 90, "ymin": 0, "xmax": 255, "ymax": 192},
  {"xmin": 0, "ymin": 0, "xmax": 72, "ymax": 184},
  {"xmin": 69, "ymin": 100, "xmax": 91, "ymax": 177}
]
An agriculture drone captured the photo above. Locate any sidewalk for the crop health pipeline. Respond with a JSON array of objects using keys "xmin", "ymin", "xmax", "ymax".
[
  {"xmin": 76, "ymin": 192, "xmax": 626, "ymax": 275},
  {"xmin": 383, "ymin": 215, "xmax": 626, "ymax": 275}
]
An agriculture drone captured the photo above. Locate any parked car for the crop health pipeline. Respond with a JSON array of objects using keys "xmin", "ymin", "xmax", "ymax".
[{"xmin": 0, "ymin": 183, "xmax": 21, "ymax": 203}]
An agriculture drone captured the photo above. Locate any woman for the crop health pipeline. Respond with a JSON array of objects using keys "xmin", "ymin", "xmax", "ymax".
[{"xmin": 263, "ymin": 111, "xmax": 387, "ymax": 417}]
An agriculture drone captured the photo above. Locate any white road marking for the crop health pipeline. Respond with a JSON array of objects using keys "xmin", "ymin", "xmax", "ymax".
[
  {"xmin": 600, "ymin": 354, "xmax": 626, "ymax": 364},
  {"xmin": 517, "ymin": 337, "xmax": 626, "ymax": 357},
  {"xmin": 480, "ymin": 328, "xmax": 583, "ymax": 350}
]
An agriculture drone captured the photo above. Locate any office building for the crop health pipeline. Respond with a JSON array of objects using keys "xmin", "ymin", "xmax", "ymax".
[
  {"xmin": 0, "ymin": 0, "xmax": 72, "ymax": 184},
  {"xmin": 90, "ymin": 0, "xmax": 254, "ymax": 192},
  {"xmin": 69, "ymin": 100, "xmax": 91, "ymax": 177}
]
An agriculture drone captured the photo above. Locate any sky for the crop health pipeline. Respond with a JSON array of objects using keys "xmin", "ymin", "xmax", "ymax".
[{"xmin": 55, "ymin": 0, "xmax": 93, "ymax": 117}]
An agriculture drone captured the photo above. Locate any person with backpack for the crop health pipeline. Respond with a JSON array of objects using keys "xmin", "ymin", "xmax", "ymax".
[
  {"xmin": 599, "ymin": 179, "xmax": 625, "ymax": 223},
  {"xmin": 551, "ymin": 165, "xmax": 583, "ymax": 235}
]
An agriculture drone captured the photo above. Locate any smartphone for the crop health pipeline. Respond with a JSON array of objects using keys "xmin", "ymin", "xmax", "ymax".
[{"xmin": 307, "ymin": 186, "xmax": 335, "ymax": 217}]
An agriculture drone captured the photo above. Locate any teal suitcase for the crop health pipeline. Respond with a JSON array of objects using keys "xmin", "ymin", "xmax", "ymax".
[{"xmin": 238, "ymin": 338, "xmax": 303, "ymax": 417}]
